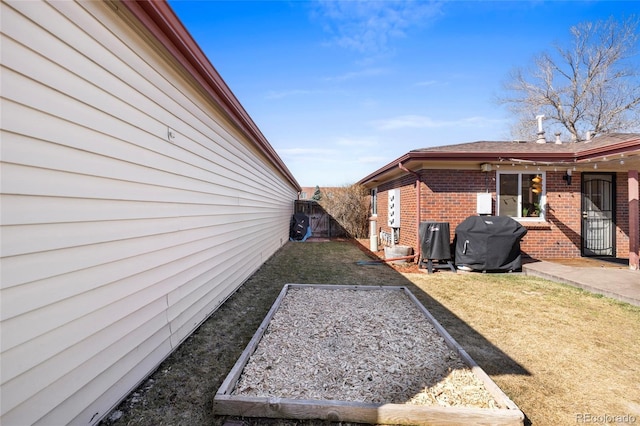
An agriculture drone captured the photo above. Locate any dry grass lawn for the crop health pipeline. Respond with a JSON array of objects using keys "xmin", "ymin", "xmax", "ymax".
[
  {"xmin": 101, "ymin": 241, "xmax": 640, "ymax": 426},
  {"xmin": 404, "ymin": 271, "xmax": 640, "ymax": 425}
]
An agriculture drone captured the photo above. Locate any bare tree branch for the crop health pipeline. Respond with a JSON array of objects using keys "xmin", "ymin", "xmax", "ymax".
[
  {"xmin": 498, "ymin": 16, "xmax": 640, "ymax": 141},
  {"xmin": 319, "ymin": 184, "xmax": 370, "ymax": 238}
]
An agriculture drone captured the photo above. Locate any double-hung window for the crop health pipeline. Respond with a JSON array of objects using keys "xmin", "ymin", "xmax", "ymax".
[{"xmin": 497, "ymin": 171, "xmax": 545, "ymax": 220}]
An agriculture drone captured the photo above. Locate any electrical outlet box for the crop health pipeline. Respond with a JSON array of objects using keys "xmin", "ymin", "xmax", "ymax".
[{"xmin": 477, "ymin": 192, "xmax": 492, "ymax": 215}]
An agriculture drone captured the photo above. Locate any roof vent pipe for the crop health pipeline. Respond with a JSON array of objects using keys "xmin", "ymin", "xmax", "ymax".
[
  {"xmin": 555, "ymin": 132, "xmax": 562, "ymax": 145},
  {"xmin": 535, "ymin": 114, "xmax": 546, "ymax": 144},
  {"xmin": 585, "ymin": 130, "xmax": 594, "ymax": 142}
]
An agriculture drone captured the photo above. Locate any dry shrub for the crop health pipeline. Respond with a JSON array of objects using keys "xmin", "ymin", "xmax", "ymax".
[{"xmin": 319, "ymin": 184, "xmax": 369, "ymax": 238}]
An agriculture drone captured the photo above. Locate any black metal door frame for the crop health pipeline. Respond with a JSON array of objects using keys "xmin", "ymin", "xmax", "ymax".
[{"xmin": 581, "ymin": 173, "xmax": 616, "ymax": 257}]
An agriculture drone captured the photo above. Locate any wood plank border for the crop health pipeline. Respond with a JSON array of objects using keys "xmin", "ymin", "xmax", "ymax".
[{"xmin": 214, "ymin": 284, "xmax": 524, "ymax": 425}]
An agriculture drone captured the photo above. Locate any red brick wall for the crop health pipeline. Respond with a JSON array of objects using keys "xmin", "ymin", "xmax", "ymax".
[
  {"xmin": 375, "ymin": 174, "xmax": 416, "ymax": 246},
  {"xmin": 377, "ymin": 170, "xmax": 489, "ymax": 253},
  {"xmin": 615, "ymin": 171, "xmax": 640, "ymax": 259},
  {"xmin": 533, "ymin": 171, "xmax": 581, "ymax": 258},
  {"xmin": 372, "ymin": 169, "xmax": 634, "ymax": 260}
]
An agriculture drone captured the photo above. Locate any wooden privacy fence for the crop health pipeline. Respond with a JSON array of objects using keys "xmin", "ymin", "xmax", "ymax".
[{"xmin": 294, "ymin": 201, "xmax": 346, "ymax": 238}]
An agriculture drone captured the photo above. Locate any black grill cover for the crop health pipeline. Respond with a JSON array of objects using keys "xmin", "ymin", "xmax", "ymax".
[
  {"xmin": 289, "ymin": 213, "xmax": 310, "ymax": 241},
  {"xmin": 419, "ymin": 221, "xmax": 451, "ymax": 260},
  {"xmin": 454, "ymin": 216, "xmax": 527, "ymax": 272}
]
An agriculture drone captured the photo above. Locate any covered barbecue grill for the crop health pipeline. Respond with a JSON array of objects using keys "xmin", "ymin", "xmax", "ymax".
[
  {"xmin": 454, "ymin": 216, "xmax": 527, "ymax": 272},
  {"xmin": 418, "ymin": 221, "xmax": 456, "ymax": 273}
]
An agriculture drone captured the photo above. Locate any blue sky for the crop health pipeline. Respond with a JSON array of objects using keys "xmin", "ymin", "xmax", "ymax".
[{"xmin": 168, "ymin": 1, "xmax": 639, "ymax": 187}]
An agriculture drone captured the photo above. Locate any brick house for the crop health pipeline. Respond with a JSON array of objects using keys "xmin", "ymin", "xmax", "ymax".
[
  {"xmin": 298, "ymin": 186, "xmax": 340, "ymax": 200},
  {"xmin": 357, "ymin": 133, "xmax": 640, "ymax": 270},
  {"xmin": 298, "ymin": 186, "xmax": 319, "ymax": 200}
]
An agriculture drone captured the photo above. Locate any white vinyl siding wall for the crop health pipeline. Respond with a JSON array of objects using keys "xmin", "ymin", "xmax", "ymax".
[{"xmin": 0, "ymin": 1, "xmax": 297, "ymax": 425}]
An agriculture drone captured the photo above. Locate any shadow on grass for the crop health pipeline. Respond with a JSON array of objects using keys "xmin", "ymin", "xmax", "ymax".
[{"xmin": 101, "ymin": 240, "xmax": 530, "ymax": 426}]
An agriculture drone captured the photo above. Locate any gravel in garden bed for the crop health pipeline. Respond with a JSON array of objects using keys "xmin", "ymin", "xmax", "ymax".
[{"xmin": 232, "ymin": 287, "xmax": 498, "ymax": 408}]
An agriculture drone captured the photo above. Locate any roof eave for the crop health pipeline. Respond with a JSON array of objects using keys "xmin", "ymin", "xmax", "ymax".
[
  {"xmin": 575, "ymin": 137, "xmax": 640, "ymax": 161},
  {"xmin": 119, "ymin": 0, "xmax": 301, "ymax": 192},
  {"xmin": 357, "ymin": 152, "xmax": 412, "ymax": 186},
  {"xmin": 357, "ymin": 151, "xmax": 576, "ymax": 186}
]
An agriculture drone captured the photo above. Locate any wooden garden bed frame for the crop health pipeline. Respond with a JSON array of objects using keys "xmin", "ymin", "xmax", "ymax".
[{"xmin": 214, "ymin": 284, "xmax": 524, "ymax": 425}]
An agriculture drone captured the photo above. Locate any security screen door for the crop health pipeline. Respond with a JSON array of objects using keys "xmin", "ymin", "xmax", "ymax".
[{"xmin": 581, "ymin": 173, "xmax": 615, "ymax": 256}]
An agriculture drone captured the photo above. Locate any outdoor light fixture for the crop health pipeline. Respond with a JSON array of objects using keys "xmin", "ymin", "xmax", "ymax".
[
  {"xmin": 562, "ymin": 168, "xmax": 572, "ymax": 186},
  {"xmin": 531, "ymin": 175, "xmax": 543, "ymax": 194}
]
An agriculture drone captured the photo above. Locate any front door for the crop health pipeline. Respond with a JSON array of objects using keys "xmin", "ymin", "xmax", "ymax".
[{"xmin": 581, "ymin": 173, "xmax": 615, "ymax": 256}]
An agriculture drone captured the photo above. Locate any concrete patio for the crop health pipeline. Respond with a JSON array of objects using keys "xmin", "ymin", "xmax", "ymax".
[{"xmin": 522, "ymin": 258, "xmax": 639, "ymax": 306}]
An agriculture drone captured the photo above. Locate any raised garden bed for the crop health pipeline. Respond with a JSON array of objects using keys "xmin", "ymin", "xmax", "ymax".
[{"xmin": 214, "ymin": 284, "xmax": 524, "ymax": 425}]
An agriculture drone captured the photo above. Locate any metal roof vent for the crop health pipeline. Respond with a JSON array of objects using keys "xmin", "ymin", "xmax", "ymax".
[
  {"xmin": 535, "ymin": 114, "xmax": 547, "ymax": 144},
  {"xmin": 555, "ymin": 132, "xmax": 562, "ymax": 145}
]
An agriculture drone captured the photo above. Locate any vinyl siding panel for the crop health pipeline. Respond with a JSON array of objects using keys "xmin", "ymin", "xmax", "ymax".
[{"xmin": 0, "ymin": 1, "xmax": 297, "ymax": 424}]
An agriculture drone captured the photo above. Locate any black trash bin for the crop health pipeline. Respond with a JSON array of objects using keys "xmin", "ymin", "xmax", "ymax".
[
  {"xmin": 419, "ymin": 221, "xmax": 456, "ymax": 273},
  {"xmin": 289, "ymin": 213, "xmax": 310, "ymax": 241},
  {"xmin": 454, "ymin": 216, "xmax": 527, "ymax": 272}
]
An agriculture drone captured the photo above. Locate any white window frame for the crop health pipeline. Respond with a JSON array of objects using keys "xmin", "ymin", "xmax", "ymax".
[{"xmin": 496, "ymin": 170, "xmax": 546, "ymax": 221}]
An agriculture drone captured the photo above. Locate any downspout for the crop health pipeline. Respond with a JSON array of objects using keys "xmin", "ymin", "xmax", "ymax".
[
  {"xmin": 629, "ymin": 170, "xmax": 639, "ymax": 270},
  {"xmin": 398, "ymin": 162, "xmax": 421, "ymax": 262}
]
